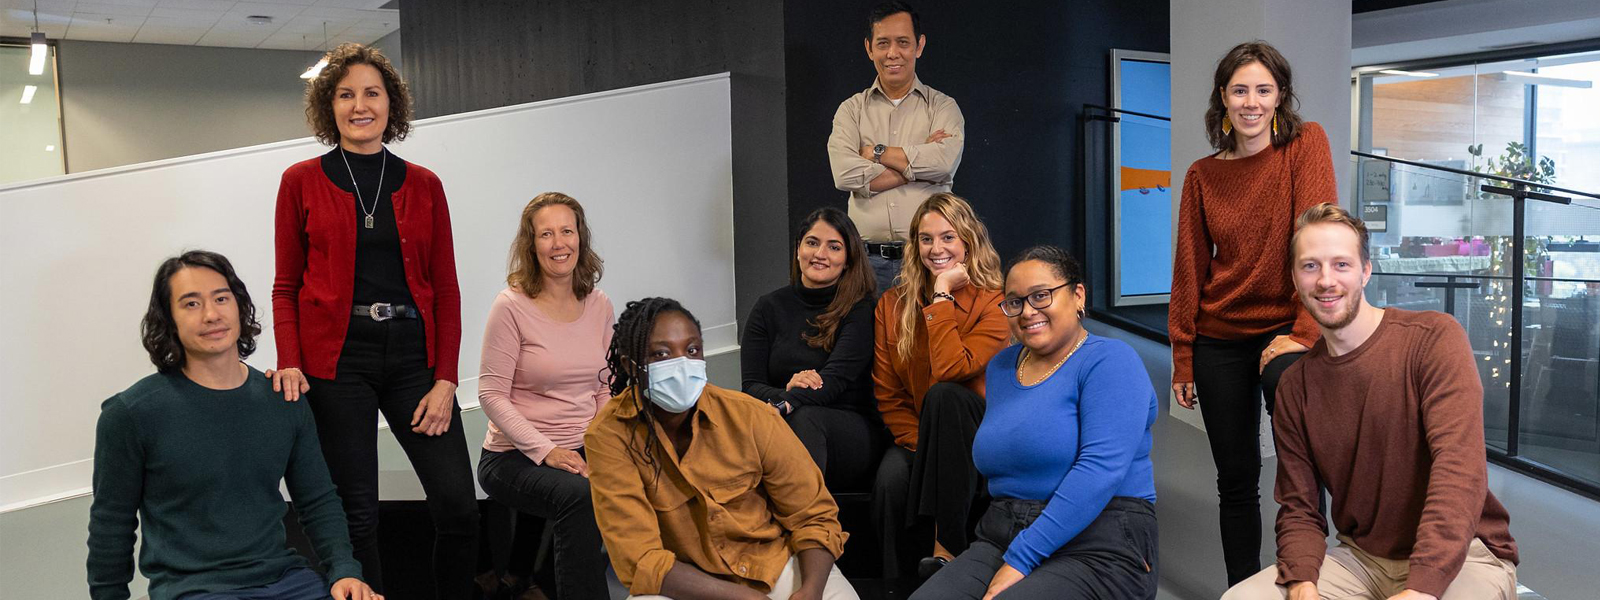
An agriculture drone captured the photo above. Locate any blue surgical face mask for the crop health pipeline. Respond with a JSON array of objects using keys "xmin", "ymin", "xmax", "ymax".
[{"xmin": 645, "ymin": 356, "xmax": 708, "ymax": 413}]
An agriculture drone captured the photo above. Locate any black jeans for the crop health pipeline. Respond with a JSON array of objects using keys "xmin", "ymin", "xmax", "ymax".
[
  {"xmin": 177, "ymin": 567, "xmax": 326, "ymax": 600},
  {"xmin": 873, "ymin": 382, "xmax": 987, "ymax": 576},
  {"xmin": 785, "ymin": 405, "xmax": 884, "ymax": 492},
  {"xmin": 1192, "ymin": 326, "xmax": 1302, "ymax": 586},
  {"xmin": 909, "ymin": 497, "xmax": 1158, "ymax": 600},
  {"xmin": 478, "ymin": 448, "xmax": 607, "ymax": 600},
  {"xmin": 305, "ymin": 317, "xmax": 480, "ymax": 599}
]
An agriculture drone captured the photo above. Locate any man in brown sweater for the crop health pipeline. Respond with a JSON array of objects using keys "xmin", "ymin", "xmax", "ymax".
[{"xmin": 1223, "ymin": 204, "xmax": 1518, "ymax": 600}]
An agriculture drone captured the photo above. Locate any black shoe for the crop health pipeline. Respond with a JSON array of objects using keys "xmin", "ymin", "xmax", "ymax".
[{"xmin": 917, "ymin": 556, "xmax": 949, "ymax": 580}]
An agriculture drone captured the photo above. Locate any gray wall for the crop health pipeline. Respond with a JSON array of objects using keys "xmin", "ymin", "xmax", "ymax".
[
  {"xmin": 397, "ymin": 0, "xmax": 789, "ymax": 329},
  {"xmin": 1170, "ymin": 0, "xmax": 1354, "ymax": 211},
  {"xmin": 57, "ymin": 41, "xmax": 321, "ymax": 173}
]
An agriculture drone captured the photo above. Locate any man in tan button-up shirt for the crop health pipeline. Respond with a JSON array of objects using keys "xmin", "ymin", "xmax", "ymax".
[{"xmin": 828, "ymin": 2, "xmax": 965, "ymax": 291}]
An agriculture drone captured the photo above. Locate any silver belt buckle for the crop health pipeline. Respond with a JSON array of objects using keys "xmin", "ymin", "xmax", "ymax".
[{"xmin": 368, "ymin": 303, "xmax": 394, "ymax": 322}]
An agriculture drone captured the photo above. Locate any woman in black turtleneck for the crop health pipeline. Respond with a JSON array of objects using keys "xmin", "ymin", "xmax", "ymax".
[
  {"xmin": 269, "ymin": 43, "xmax": 477, "ymax": 599},
  {"xmin": 740, "ymin": 207, "xmax": 883, "ymax": 490}
]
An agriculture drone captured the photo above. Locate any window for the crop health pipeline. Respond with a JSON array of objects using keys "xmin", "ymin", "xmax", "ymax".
[{"xmin": 0, "ymin": 43, "xmax": 65, "ymax": 185}]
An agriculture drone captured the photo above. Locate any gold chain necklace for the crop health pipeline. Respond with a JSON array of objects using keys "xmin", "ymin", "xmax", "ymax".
[{"xmin": 1018, "ymin": 330, "xmax": 1088, "ymax": 386}]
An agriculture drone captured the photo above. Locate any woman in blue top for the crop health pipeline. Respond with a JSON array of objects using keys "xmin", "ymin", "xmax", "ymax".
[{"xmin": 910, "ymin": 245, "xmax": 1159, "ymax": 600}]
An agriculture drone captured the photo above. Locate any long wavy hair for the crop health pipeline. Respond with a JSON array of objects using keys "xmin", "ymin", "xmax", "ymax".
[
  {"xmin": 603, "ymin": 297, "xmax": 701, "ymax": 484},
  {"xmin": 507, "ymin": 192, "xmax": 604, "ymax": 300},
  {"xmin": 141, "ymin": 250, "xmax": 262, "ymax": 373},
  {"xmin": 1204, "ymin": 40, "xmax": 1305, "ymax": 153},
  {"xmin": 892, "ymin": 193, "xmax": 1003, "ymax": 361},
  {"xmin": 791, "ymin": 207, "xmax": 876, "ymax": 351}
]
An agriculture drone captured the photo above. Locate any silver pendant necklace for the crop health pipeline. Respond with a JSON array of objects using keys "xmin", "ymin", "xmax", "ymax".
[{"xmin": 339, "ymin": 146, "xmax": 386, "ymax": 229}]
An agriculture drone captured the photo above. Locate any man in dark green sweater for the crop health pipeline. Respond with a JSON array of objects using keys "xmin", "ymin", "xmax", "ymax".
[{"xmin": 87, "ymin": 250, "xmax": 380, "ymax": 600}]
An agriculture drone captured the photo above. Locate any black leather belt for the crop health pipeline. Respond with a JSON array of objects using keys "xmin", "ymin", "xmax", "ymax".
[
  {"xmin": 865, "ymin": 241, "xmax": 904, "ymax": 260},
  {"xmin": 353, "ymin": 303, "xmax": 419, "ymax": 321}
]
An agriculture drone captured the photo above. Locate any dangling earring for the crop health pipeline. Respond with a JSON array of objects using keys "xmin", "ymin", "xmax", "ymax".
[
  {"xmin": 1272, "ymin": 114, "xmax": 1279, "ymax": 136},
  {"xmin": 1077, "ymin": 307, "xmax": 1086, "ymax": 321},
  {"xmin": 1221, "ymin": 116, "xmax": 1232, "ymax": 136}
]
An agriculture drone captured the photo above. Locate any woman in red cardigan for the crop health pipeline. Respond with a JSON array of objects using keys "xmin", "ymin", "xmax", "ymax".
[
  {"xmin": 268, "ymin": 43, "xmax": 478, "ymax": 599},
  {"xmin": 1168, "ymin": 40, "xmax": 1335, "ymax": 587}
]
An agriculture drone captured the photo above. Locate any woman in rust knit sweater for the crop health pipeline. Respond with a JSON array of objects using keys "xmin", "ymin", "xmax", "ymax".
[
  {"xmin": 873, "ymin": 193, "xmax": 1009, "ymax": 579},
  {"xmin": 1169, "ymin": 40, "xmax": 1336, "ymax": 586},
  {"xmin": 268, "ymin": 43, "xmax": 477, "ymax": 599}
]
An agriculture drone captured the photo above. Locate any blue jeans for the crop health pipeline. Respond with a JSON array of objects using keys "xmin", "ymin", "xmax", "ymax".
[
  {"xmin": 176, "ymin": 567, "xmax": 327, "ymax": 600},
  {"xmin": 868, "ymin": 253, "xmax": 901, "ymax": 295},
  {"xmin": 910, "ymin": 497, "xmax": 1158, "ymax": 600}
]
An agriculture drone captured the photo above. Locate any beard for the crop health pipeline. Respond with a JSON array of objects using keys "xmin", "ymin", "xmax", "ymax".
[{"xmin": 1307, "ymin": 287, "xmax": 1363, "ymax": 330}]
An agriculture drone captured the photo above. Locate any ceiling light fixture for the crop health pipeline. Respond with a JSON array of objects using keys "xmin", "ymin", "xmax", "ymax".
[
  {"xmin": 28, "ymin": 0, "xmax": 47, "ymax": 75},
  {"xmin": 246, "ymin": 15, "xmax": 273, "ymax": 25},
  {"xmin": 21, "ymin": 85, "xmax": 37, "ymax": 104},
  {"xmin": 1378, "ymin": 69, "xmax": 1438, "ymax": 78},
  {"xmin": 299, "ymin": 21, "xmax": 331, "ymax": 79}
]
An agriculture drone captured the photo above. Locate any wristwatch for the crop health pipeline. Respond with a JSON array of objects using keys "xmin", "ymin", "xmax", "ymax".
[{"xmin": 872, "ymin": 143, "xmax": 887, "ymax": 163}]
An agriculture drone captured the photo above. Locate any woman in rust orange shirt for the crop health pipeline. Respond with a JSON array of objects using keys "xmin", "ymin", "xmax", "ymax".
[
  {"xmin": 872, "ymin": 192, "xmax": 1009, "ymax": 579},
  {"xmin": 1169, "ymin": 40, "xmax": 1335, "ymax": 586}
]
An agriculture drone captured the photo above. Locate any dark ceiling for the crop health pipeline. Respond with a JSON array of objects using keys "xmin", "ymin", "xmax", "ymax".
[{"xmin": 1353, "ymin": 0, "xmax": 1450, "ymax": 13}]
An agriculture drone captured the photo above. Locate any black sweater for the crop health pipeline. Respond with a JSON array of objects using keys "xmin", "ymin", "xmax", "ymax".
[
  {"xmin": 739, "ymin": 283, "xmax": 875, "ymax": 414},
  {"xmin": 320, "ymin": 146, "xmax": 415, "ymax": 307}
]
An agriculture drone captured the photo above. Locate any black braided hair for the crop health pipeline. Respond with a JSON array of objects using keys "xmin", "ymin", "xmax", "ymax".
[{"xmin": 603, "ymin": 297, "xmax": 702, "ymax": 483}]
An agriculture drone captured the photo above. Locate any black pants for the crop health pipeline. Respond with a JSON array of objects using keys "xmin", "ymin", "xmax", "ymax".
[
  {"xmin": 478, "ymin": 448, "xmax": 607, "ymax": 600},
  {"xmin": 873, "ymin": 382, "xmax": 986, "ymax": 575},
  {"xmin": 1192, "ymin": 326, "xmax": 1302, "ymax": 586},
  {"xmin": 786, "ymin": 405, "xmax": 884, "ymax": 492},
  {"xmin": 305, "ymin": 317, "xmax": 480, "ymax": 599},
  {"xmin": 909, "ymin": 497, "xmax": 1158, "ymax": 600}
]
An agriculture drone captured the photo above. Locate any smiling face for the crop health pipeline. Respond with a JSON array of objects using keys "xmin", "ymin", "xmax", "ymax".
[
  {"xmin": 1292, "ymin": 222, "xmax": 1372, "ymax": 330},
  {"xmin": 797, "ymin": 221, "xmax": 848, "ymax": 288},
  {"xmin": 167, "ymin": 266, "xmax": 241, "ymax": 363},
  {"xmin": 917, "ymin": 211, "xmax": 967, "ymax": 276},
  {"xmin": 1003, "ymin": 259, "xmax": 1085, "ymax": 358},
  {"xmin": 864, "ymin": 11, "xmax": 923, "ymax": 93},
  {"xmin": 1221, "ymin": 61, "xmax": 1280, "ymax": 149},
  {"xmin": 332, "ymin": 63, "xmax": 390, "ymax": 153},
  {"xmin": 532, "ymin": 204, "xmax": 580, "ymax": 282}
]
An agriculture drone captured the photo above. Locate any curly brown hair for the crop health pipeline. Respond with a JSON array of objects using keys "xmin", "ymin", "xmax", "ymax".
[
  {"xmin": 1204, "ymin": 40, "xmax": 1305, "ymax": 153},
  {"xmin": 508, "ymin": 192, "xmax": 605, "ymax": 300},
  {"xmin": 304, "ymin": 42, "xmax": 413, "ymax": 147}
]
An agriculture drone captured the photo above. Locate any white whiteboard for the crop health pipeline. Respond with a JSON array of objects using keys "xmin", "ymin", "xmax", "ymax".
[{"xmin": 0, "ymin": 73, "xmax": 736, "ymax": 511}]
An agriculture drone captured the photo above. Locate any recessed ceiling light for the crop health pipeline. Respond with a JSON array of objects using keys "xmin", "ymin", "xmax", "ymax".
[
  {"xmin": 20, "ymin": 85, "xmax": 37, "ymax": 104},
  {"xmin": 246, "ymin": 15, "xmax": 273, "ymax": 25},
  {"xmin": 45, "ymin": 145, "xmax": 55, "ymax": 152}
]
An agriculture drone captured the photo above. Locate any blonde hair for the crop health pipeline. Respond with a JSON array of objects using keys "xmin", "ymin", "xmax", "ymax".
[
  {"xmin": 892, "ymin": 193, "xmax": 1003, "ymax": 361},
  {"xmin": 507, "ymin": 193, "xmax": 604, "ymax": 299},
  {"xmin": 1291, "ymin": 202, "xmax": 1370, "ymax": 265}
]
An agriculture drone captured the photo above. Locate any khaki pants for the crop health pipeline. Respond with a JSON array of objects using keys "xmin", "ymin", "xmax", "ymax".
[
  {"xmin": 1222, "ymin": 536, "xmax": 1516, "ymax": 600},
  {"xmin": 627, "ymin": 555, "xmax": 860, "ymax": 600}
]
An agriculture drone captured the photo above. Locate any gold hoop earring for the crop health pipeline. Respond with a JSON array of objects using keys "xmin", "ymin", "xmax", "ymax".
[
  {"xmin": 1221, "ymin": 117, "xmax": 1232, "ymax": 135},
  {"xmin": 1272, "ymin": 115, "xmax": 1279, "ymax": 136}
]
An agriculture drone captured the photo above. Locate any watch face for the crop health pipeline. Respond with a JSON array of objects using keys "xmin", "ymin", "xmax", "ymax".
[{"xmin": 874, "ymin": 144, "xmax": 886, "ymax": 154}]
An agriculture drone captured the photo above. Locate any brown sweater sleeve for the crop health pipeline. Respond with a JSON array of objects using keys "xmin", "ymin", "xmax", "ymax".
[
  {"xmin": 1286, "ymin": 123, "xmax": 1337, "ymax": 349},
  {"xmin": 1270, "ymin": 362, "xmax": 1329, "ymax": 587},
  {"xmin": 1168, "ymin": 164, "xmax": 1209, "ymax": 383},
  {"xmin": 874, "ymin": 293, "xmax": 920, "ymax": 450},
  {"xmin": 1405, "ymin": 318, "xmax": 1491, "ymax": 596}
]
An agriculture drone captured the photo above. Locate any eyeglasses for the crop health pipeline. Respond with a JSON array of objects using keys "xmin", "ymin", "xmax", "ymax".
[{"xmin": 997, "ymin": 283, "xmax": 1074, "ymax": 317}]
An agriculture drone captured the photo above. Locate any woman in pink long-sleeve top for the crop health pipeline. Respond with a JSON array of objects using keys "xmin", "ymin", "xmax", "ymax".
[{"xmin": 476, "ymin": 193, "xmax": 614, "ymax": 600}]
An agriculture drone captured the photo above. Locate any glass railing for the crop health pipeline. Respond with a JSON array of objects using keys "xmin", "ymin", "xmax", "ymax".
[{"xmin": 1355, "ymin": 151, "xmax": 1600, "ymax": 494}]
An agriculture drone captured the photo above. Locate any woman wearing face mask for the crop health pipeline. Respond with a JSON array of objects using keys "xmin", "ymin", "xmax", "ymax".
[
  {"xmin": 476, "ymin": 193, "xmax": 613, "ymax": 600},
  {"xmin": 740, "ymin": 207, "xmax": 881, "ymax": 490},
  {"xmin": 585, "ymin": 298, "xmax": 860, "ymax": 600},
  {"xmin": 872, "ymin": 193, "xmax": 1009, "ymax": 579},
  {"xmin": 911, "ymin": 245, "xmax": 1159, "ymax": 600},
  {"xmin": 269, "ymin": 43, "xmax": 478, "ymax": 598},
  {"xmin": 1169, "ymin": 40, "xmax": 1336, "ymax": 586}
]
